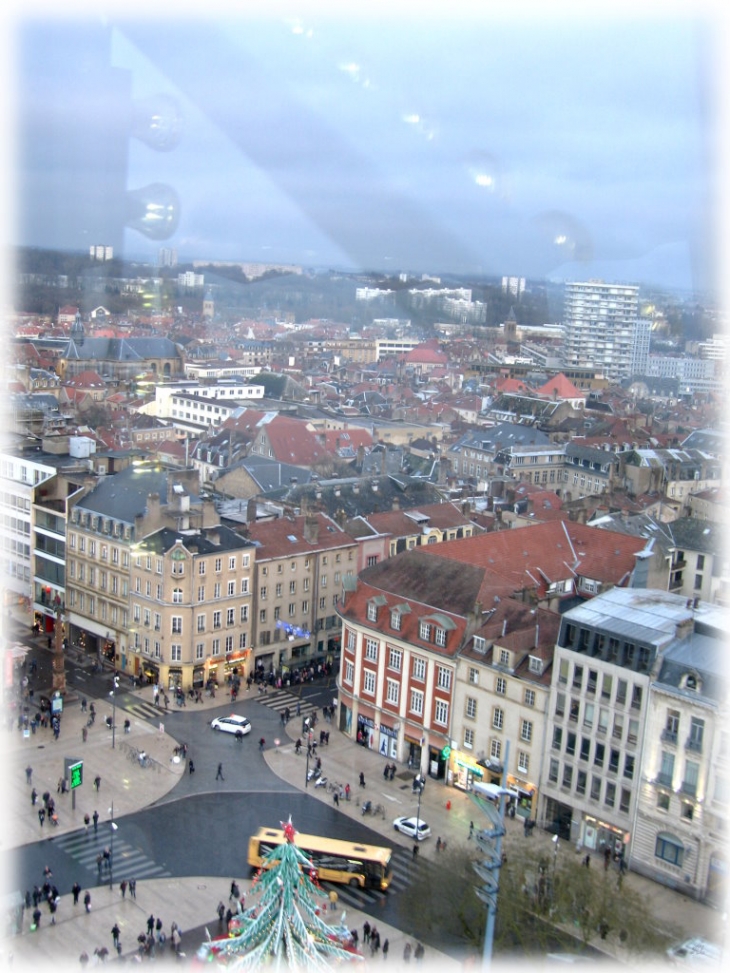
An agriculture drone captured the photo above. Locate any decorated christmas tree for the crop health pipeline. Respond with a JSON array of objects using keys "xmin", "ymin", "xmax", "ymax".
[{"xmin": 198, "ymin": 817, "xmax": 362, "ymax": 971}]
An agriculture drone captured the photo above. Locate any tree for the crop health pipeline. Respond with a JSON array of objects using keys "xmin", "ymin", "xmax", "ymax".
[{"xmin": 197, "ymin": 818, "xmax": 362, "ymax": 971}]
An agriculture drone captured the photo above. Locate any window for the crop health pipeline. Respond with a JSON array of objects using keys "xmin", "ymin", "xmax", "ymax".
[
  {"xmin": 388, "ymin": 647, "xmax": 402, "ymax": 671},
  {"xmin": 492, "ymin": 708, "xmax": 504, "ymax": 730},
  {"xmin": 609, "ymin": 749, "xmax": 620, "ymax": 773},
  {"xmin": 548, "ymin": 759, "xmax": 559, "ymax": 784},
  {"xmin": 558, "ymin": 658, "xmax": 569, "ymax": 684},
  {"xmin": 665, "ymin": 709, "xmax": 680, "ymax": 741},
  {"xmin": 412, "ymin": 657, "xmax": 426, "ymax": 680},
  {"xmin": 434, "ymin": 700, "xmax": 449, "ymax": 726},
  {"xmin": 227, "ymin": 608, "xmax": 235, "ymax": 626},
  {"xmin": 172, "ymin": 587, "xmax": 183, "ymax": 604},
  {"xmin": 275, "ymin": 584, "xmax": 282, "ymax": 598},
  {"xmin": 347, "ymin": 630, "xmax": 356, "ymax": 651},
  {"xmin": 437, "ymin": 667, "xmax": 452, "ymax": 691},
  {"xmin": 367, "ymin": 602, "xmax": 378, "ymax": 622},
  {"xmin": 363, "ymin": 671, "xmax": 376, "ymax": 695},
  {"xmin": 170, "ymin": 644, "xmax": 182, "ymax": 662},
  {"xmin": 631, "ymin": 685, "xmax": 643, "ymax": 710},
  {"xmin": 319, "ymin": 597, "xmax": 326, "ymax": 610},
  {"xmin": 616, "ymin": 679, "xmax": 627, "ymax": 706},
  {"xmin": 419, "ymin": 621, "xmax": 432, "ymax": 641},
  {"xmin": 613, "ymin": 714, "xmax": 624, "ymax": 741},
  {"xmin": 587, "ymin": 669, "xmax": 597, "ymax": 695},
  {"xmin": 344, "ymin": 661, "xmax": 354, "ymax": 685},
  {"xmin": 655, "ymin": 834, "xmax": 684, "ymax": 867},
  {"xmin": 583, "ymin": 703, "xmax": 594, "ymax": 728},
  {"xmin": 289, "ymin": 580, "xmax": 296, "ymax": 594},
  {"xmin": 627, "ymin": 718, "xmax": 639, "ymax": 747},
  {"xmin": 496, "ymin": 676, "xmax": 506, "ymax": 696},
  {"xmin": 576, "ymin": 770, "xmax": 587, "ymax": 795},
  {"xmin": 260, "ymin": 586, "xmax": 267, "ymax": 600},
  {"xmin": 569, "ymin": 698, "xmax": 580, "ymax": 723},
  {"xmin": 386, "ymin": 679, "xmax": 399, "ymax": 704},
  {"xmin": 555, "ymin": 693, "xmax": 566, "ymax": 718},
  {"xmin": 227, "ymin": 580, "xmax": 236, "ymax": 597},
  {"xmin": 499, "ymin": 649, "xmax": 510, "ymax": 666},
  {"xmin": 566, "ymin": 732, "xmax": 576, "ymax": 756},
  {"xmin": 259, "ymin": 609, "xmax": 266, "ymax": 624},
  {"xmin": 605, "ymin": 782, "xmax": 616, "ymax": 808},
  {"xmin": 469, "ymin": 667, "xmax": 479, "ymax": 685},
  {"xmin": 573, "ymin": 664, "xmax": 583, "ymax": 690},
  {"xmin": 241, "ymin": 578, "xmax": 249, "ymax": 594},
  {"xmin": 197, "ymin": 585, "xmax": 205, "ymax": 602},
  {"xmin": 552, "ymin": 727, "xmax": 563, "ymax": 751},
  {"xmin": 197, "ymin": 614, "xmax": 206, "ymax": 633},
  {"xmin": 562, "ymin": 765, "xmax": 573, "ymax": 789},
  {"xmin": 518, "ymin": 751, "xmax": 529, "ymax": 773},
  {"xmin": 683, "ymin": 760, "xmax": 699, "ymax": 797},
  {"xmin": 657, "ymin": 792, "xmax": 670, "ymax": 811},
  {"xmin": 601, "ymin": 673, "xmax": 612, "ymax": 700},
  {"xmin": 199, "ymin": 561, "xmax": 206, "ymax": 576},
  {"xmin": 240, "ymin": 605, "xmax": 249, "ymax": 623},
  {"xmin": 624, "ymin": 754, "xmax": 635, "ymax": 780},
  {"xmin": 391, "ymin": 610, "xmax": 401, "ymax": 630},
  {"xmin": 464, "ymin": 728, "xmax": 474, "ymax": 750},
  {"xmin": 410, "ymin": 689, "xmax": 424, "ymax": 716},
  {"xmin": 196, "ymin": 642, "xmax": 205, "ymax": 660},
  {"xmin": 435, "ymin": 627, "xmax": 447, "ymax": 647},
  {"xmin": 598, "ymin": 708, "xmax": 609, "ymax": 735},
  {"xmin": 619, "ymin": 788, "xmax": 631, "ymax": 814},
  {"xmin": 365, "ymin": 638, "xmax": 378, "ymax": 662},
  {"xmin": 580, "ymin": 737, "xmax": 591, "ymax": 761},
  {"xmin": 171, "ymin": 616, "xmax": 182, "ymax": 634},
  {"xmin": 590, "ymin": 776, "xmax": 601, "ymax": 801},
  {"xmin": 658, "ymin": 750, "xmax": 675, "ymax": 787},
  {"xmin": 594, "ymin": 742, "xmax": 605, "ymax": 768},
  {"xmin": 320, "ymin": 575, "xmax": 327, "ymax": 588},
  {"xmin": 214, "ymin": 558, "xmax": 222, "ymax": 573},
  {"xmin": 466, "ymin": 697, "xmax": 477, "ymax": 719},
  {"xmin": 239, "ymin": 633, "xmax": 247, "ymax": 649},
  {"xmin": 212, "ymin": 610, "xmax": 221, "ymax": 629},
  {"xmin": 520, "ymin": 720, "xmax": 533, "ymax": 743},
  {"xmin": 688, "ymin": 717, "xmax": 705, "ymax": 752}
]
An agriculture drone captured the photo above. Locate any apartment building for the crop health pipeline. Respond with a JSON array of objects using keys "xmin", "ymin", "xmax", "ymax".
[
  {"xmin": 562, "ymin": 280, "xmax": 642, "ymax": 382},
  {"xmin": 539, "ymin": 587, "xmax": 699, "ymax": 862},
  {"xmin": 127, "ymin": 524, "xmax": 255, "ymax": 690},
  {"xmin": 245, "ymin": 512, "xmax": 358, "ymax": 676},
  {"xmin": 631, "ymin": 605, "xmax": 727, "ymax": 904}
]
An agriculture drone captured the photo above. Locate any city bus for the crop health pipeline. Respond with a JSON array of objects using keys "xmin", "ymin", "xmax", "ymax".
[{"xmin": 247, "ymin": 827, "xmax": 393, "ymax": 890}]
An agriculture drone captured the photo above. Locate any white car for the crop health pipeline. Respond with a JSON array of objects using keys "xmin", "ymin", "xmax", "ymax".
[
  {"xmin": 210, "ymin": 714, "xmax": 252, "ymax": 736},
  {"xmin": 393, "ymin": 816, "xmax": 432, "ymax": 841}
]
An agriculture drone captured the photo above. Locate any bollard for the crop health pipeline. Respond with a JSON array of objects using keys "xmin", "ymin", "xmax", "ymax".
[{"xmin": 446, "ymin": 800, "xmax": 451, "ymax": 810}]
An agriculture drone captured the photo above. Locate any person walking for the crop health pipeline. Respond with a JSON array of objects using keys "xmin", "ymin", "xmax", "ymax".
[
  {"xmin": 120, "ymin": 880, "xmax": 127, "ymax": 898},
  {"xmin": 84, "ymin": 813, "xmax": 90, "ymax": 833},
  {"xmin": 333, "ymin": 790, "xmax": 339, "ymax": 808},
  {"xmin": 83, "ymin": 891, "xmax": 91, "ymax": 913},
  {"xmin": 345, "ymin": 783, "xmax": 351, "ymax": 802},
  {"xmin": 436, "ymin": 837, "xmax": 442, "ymax": 852},
  {"xmin": 92, "ymin": 810, "xmax": 99, "ymax": 833},
  {"xmin": 259, "ymin": 737, "xmax": 265, "ymax": 751},
  {"xmin": 31, "ymin": 787, "xmax": 37, "ymax": 805},
  {"xmin": 32, "ymin": 907, "xmax": 41, "ymax": 930},
  {"xmin": 111, "ymin": 923, "xmax": 121, "ymax": 949},
  {"xmin": 188, "ymin": 759, "xmax": 195, "ymax": 775},
  {"xmin": 38, "ymin": 807, "xmax": 45, "ymax": 827},
  {"xmin": 603, "ymin": 846, "xmax": 611, "ymax": 871},
  {"xmin": 129, "ymin": 878, "xmax": 136, "ymax": 899},
  {"xmin": 217, "ymin": 901, "xmax": 226, "ymax": 925},
  {"xmin": 216, "ymin": 763, "xmax": 225, "ymax": 781},
  {"xmin": 359, "ymin": 771, "xmax": 366, "ymax": 787},
  {"xmin": 94, "ymin": 775, "xmax": 101, "ymax": 791},
  {"xmin": 414, "ymin": 943, "xmax": 425, "ymax": 963},
  {"xmin": 412, "ymin": 843, "xmax": 419, "ymax": 860},
  {"xmin": 25, "ymin": 765, "xmax": 33, "ymax": 783},
  {"xmin": 329, "ymin": 889, "xmax": 338, "ymax": 911},
  {"xmin": 363, "ymin": 920, "xmax": 371, "ymax": 944},
  {"xmin": 82, "ymin": 726, "xmax": 88, "ymax": 743},
  {"xmin": 72, "ymin": 882, "xmax": 81, "ymax": 905},
  {"xmin": 469, "ymin": 820, "xmax": 474, "ymax": 839},
  {"xmin": 382, "ymin": 938, "xmax": 389, "ymax": 960},
  {"xmin": 146, "ymin": 914, "xmax": 155, "ymax": 936}
]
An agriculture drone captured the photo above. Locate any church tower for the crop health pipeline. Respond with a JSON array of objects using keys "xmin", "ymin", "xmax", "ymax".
[{"xmin": 203, "ymin": 287, "xmax": 215, "ymax": 320}]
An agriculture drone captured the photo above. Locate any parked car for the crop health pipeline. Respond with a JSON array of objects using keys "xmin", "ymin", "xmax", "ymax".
[
  {"xmin": 393, "ymin": 816, "xmax": 431, "ymax": 841},
  {"xmin": 210, "ymin": 715, "xmax": 252, "ymax": 736}
]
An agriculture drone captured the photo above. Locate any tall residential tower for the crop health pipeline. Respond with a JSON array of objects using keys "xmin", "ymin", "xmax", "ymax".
[{"xmin": 562, "ymin": 280, "xmax": 644, "ymax": 381}]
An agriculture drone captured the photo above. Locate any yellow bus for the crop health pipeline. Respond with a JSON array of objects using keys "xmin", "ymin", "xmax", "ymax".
[{"xmin": 247, "ymin": 827, "xmax": 393, "ymax": 891}]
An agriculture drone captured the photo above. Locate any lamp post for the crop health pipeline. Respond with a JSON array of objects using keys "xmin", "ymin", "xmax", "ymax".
[
  {"xmin": 110, "ymin": 673, "xmax": 119, "ymax": 749},
  {"xmin": 414, "ymin": 772, "xmax": 424, "ymax": 837},
  {"xmin": 304, "ymin": 717, "xmax": 312, "ymax": 787}
]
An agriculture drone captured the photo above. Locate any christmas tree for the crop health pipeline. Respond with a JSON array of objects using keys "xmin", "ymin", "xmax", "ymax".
[{"xmin": 198, "ymin": 818, "xmax": 362, "ymax": 971}]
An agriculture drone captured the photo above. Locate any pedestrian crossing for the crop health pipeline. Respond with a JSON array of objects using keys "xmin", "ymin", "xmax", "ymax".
[
  {"xmin": 121, "ymin": 698, "xmax": 171, "ymax": 725},
  {"xmin": 49, "ymin": 828, "xmax": 171, "ymax": 883},
  {"xmin": 253, "ymin": 689, "xmax": 320, "ymax": 724},
  {"xmin": 317, "ymin": 847, "xmax": 428, "ymax": 911}
]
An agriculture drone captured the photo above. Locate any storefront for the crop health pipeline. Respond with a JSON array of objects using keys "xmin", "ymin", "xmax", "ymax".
[
  {"xmin": 376, "ymin": 721, "xmax": 398, "ymax": 760},
  {"xmin": 356, "ymin": 714, "xmax": 376, "ymax": 748},
  {"xmin": 404, "ymin": 735, "xmax": 423, "ymax": 772},
  {"xmin": 506, "ymin": 775, "xmax": 537, "ymax": 820},
  {"xmin": 451, "ymin": 751, "xmax": 488, "ymax": 791},
  {"xmin": 580, "ymin": 814, "xmax": 629, "ymax": 859},
  {"xmin": 168, "ymin": 667, "xmax": 183, "ymax": 691},
  {"xmin": 427, "ymin": 744, "xmax": 447, "ymax": 781}
]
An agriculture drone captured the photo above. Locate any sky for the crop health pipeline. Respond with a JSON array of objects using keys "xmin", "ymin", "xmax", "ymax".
[{"xmin": 6, "ymin": 1, "xmax": 729, "ymax": 297}]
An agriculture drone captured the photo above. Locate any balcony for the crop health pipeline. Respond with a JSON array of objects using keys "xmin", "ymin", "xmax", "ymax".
[
  {"xmin": 685, "ymin": 738, "xmax": 703, "ymax": 754},
  {"xmin": 656, "ymin": 773, "xmax": 674, "ymax": 787},
  {"xmin": 661, "ymin": 729, "xmax": 678, "ymax": 745},
  {"xmin": 680, "ymin": 781, "xmax": 697, "ymax": 798}
]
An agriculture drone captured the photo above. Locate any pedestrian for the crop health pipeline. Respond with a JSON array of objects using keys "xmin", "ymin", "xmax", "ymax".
[
  {"xmin": 259, "ymin": 737, "xmax": 265, "ymax": 751},
  {"xmin": 32, "ymin": 906, "xmax": 41, "ymax": 929},
  {"xmin": 216, "ymin": 763, "xmax": 224, "ymax": 780},
  {"xmin": 72, "ymin": 882, "xmax": 81, "ymax": 905},
  {"xmin": 382, "ymin": 938, "xmax": 389, "ymax": 960},
  {"xmin": 84, "ymin": 891, "xmax": 91, "ymax": 913},
  {"xmin": 94, "ymin": 775, "xmax": 101, "ymax": 792},
  {"xmin": 583, "ymin": 854, "xmax": 591, "ymax": 868},
  {"xmin": 217, "ymin": 901, "xmax": 225, "ymax": 924},
  {"xmin": 469, "ymin": 820, "xmax": 474, "ymax": 839},
  {"xmin": 329, "ymin": 889, "xmax": 338, "ymax": 911},
  {"xmin": 97, "ymin": 854, "xmax": 103, "ymax": 876},
  {"xmin": 414, "ymin": 943, "xmax": 425, "ymax": 963},
  {"xmin": 359, "ymin": 771, "xmax": 365, "ymax": 787},
  {"xmin": 120, "ymin": 880, "xmax": 127, "ymax": 898},
  {"xmin": 112, "ymin": 923, "xmax": 121, "ymax": 948},
  {"xmin": 383, "ymin": 764, "xmax": 389, "ymax": 780},
  {"xmin": 84, "ymin": 813, "xmax": 90, "ymax": 833},
  {"xmin": 403, "ymin": 942, "xmax": 412, "ymax": 963},
  {"xmin": 38, "ymin": 807, "xmax": 45, "ymax": 826},
  {"xmin": 188, "ymin": 759, "xmax": 195, "ymax": 775},
  {"xmin": 333, "ymin": 790, "xmax": 339, "ymax": 807},
  {"xmin": 82, "ymin": 726, "xmax": 87, "ymax": 743},
  {"xmin": 93, "ymin": 810, "xmax": 99, "ymax": 833},
  {"xmin": 31, "ymin": 788, "xmax": 37, "ymax": 805},
  {"xmin": 79, "ymin": 951, "xmax": 89, "ymax": 967},
  {"xmin": 363, "ymin": 920, "xmax": 371, "ymax": 944},
  {"xmin": 156, "ymin": 916, "xmax": 163, "ymax": 942},
  {"xmin": 436, "ymin": 836, "xmax": 442, "ymax": 852},
  {"xmin": 603, "ymin": 846, "xmax": 611, "ymax": 871},
  {"xmin": 147, "ymin": 914, "xmax": 155, "ymax": 935},
  {"xmin": 25, "ymin": 765, "xmax": 33, "ymax": 783},
  {"xmin": 345, "ymin": 783, "xmax": 351, "ymax": 802},
  {"xmin": 412, "ymin": 843, "xmax": 419, "ymax": 860}
]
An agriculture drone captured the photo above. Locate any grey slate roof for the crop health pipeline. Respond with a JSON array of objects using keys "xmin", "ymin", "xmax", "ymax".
[
  {"xmin": 63, "ymin": 337, "xmax": 180, "ymax": 361},
  {"xmin": 75, "ymin": 467, "xmax": 191, "ymax": 523},
  {"xmin": 665, "ymin": 517, "xmax": 724, "ymax": 555}
]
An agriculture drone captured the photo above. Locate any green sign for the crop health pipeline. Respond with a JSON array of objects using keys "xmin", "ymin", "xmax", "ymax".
[
  {"xmin": 441, "ymin": 746, "xmax": 451, "ymax": 758},
  {"xmin": 69, "ymin": 761, "xmax": 83, "ymax": 789}
]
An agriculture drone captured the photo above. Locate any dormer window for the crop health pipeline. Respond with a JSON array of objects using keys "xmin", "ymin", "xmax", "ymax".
[
  {"xmin": 419, "ymin": 621, "xmax": 432, "ymax": 641},
  {"xmin": 528, "ymin": 655, "xmax": 543, "ymax": 674},
  {"xmin": 367, "ymin": 603, "xmax": 378, "ymax": 622},
  {"xmin": 473, "ymin": 636, "xmax": 486, "ymax": 654},
  {"xmin": 499, "ymin": 649, "xmax": 511, "ymax": 667},
  {"xmin": 391, "ymin": 610, "xmax": 401, "ymax": 631}
]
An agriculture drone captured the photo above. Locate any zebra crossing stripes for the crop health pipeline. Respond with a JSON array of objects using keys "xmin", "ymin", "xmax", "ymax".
[
  {"xmin": 49, "ymin": 829, "xmax": 171, "ymax": 881},
  {"xmin": 254, "ymin": 689, "xmax": 319, "ymax": 720},
  {"xmin": 123, "ymin": 699, "xmax": 168, "ymax": 724}
]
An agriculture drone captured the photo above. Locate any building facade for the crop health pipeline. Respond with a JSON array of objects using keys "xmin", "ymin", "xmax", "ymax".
[{"xmin": 562, "ymin": 280, "xmax": 641, "ymax": 382}]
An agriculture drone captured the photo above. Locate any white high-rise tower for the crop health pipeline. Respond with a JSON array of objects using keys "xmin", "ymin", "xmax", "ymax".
[{"xmin": 562, "ymin": 280, "xmax": 641, "ymax": 382}]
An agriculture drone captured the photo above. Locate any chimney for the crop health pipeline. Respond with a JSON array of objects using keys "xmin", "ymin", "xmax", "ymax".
[
  {"xmin": 303, "ymin": 513, "xmax": 319, "ymax": 545},
  {"xmin": 247, "ymin": 498, "xmax": 258, "ymax": 524},
  {"xmin": 502, "ymin": 618, "xmax": 507, "ymax": 637}
]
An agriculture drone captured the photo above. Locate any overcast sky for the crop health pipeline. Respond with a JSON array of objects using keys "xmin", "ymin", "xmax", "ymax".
[{"xmin": 10, "ymin": 2, "xmax": 727, "ymax": 296}]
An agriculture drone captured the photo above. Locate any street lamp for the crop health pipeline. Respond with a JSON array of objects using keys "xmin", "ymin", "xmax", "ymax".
[
  {"xmin": 413, "ymin": 773, "xmax": 425, "ymax": 838},
  {"xmin": 304, "ymin": 717, "xmax": 312, "ymax": 788},
  {"xmin": 110, "ymin": 673, "xmax": 119, "ymax": 749}
]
